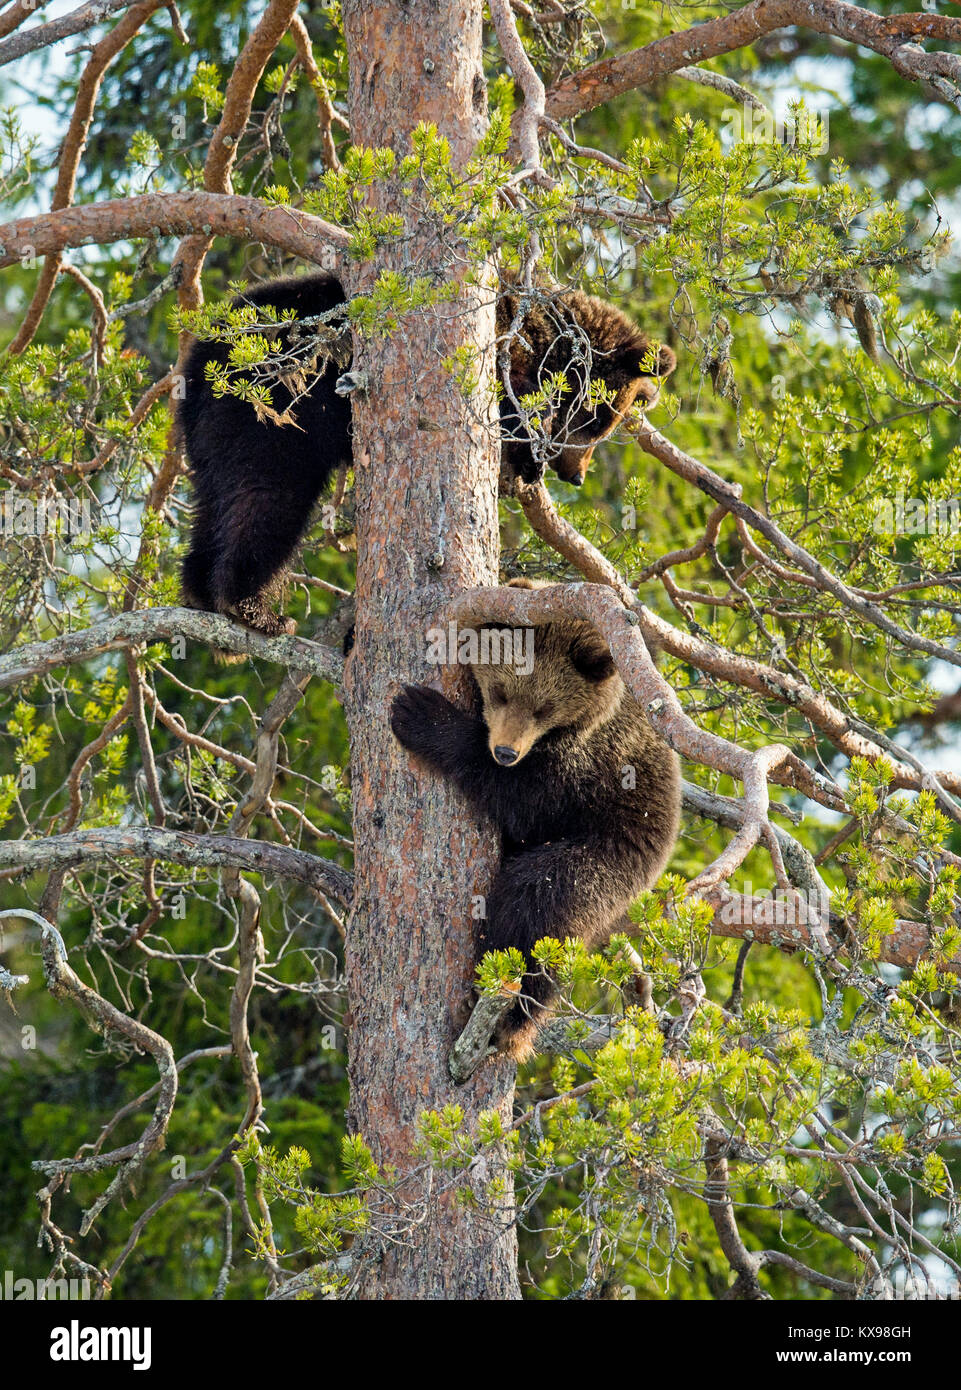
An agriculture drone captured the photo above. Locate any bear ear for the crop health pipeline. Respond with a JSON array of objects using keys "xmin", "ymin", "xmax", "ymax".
[
  {"xmin": 654, "ymin": 344, "xmax": 677, "ymax": 378},
  {"xmin": 570, "ymin": 632, "xmax": 617, "ymax": 683},
  {"xmin": 619, "ymin": 341, "xmax": 677, "ymax": 381}
]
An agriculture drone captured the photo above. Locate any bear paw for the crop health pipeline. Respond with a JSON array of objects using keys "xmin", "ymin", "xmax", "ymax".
[
  {"xmin": 230, "ymin": 598, "xmax": 297, "ymax": 639},
  {"xmin": 390, "ymin": 684, "xmax": 453, "ymax": 753},
  {"xmin": 514, "ymin": 459, "xmax": 546, "ymax": 487}
]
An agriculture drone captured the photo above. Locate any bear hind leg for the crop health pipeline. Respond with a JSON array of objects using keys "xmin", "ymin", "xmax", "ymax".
[
  {"xmin": 206, "ymin": 488, "xmax": 319, "ymax": 638},
  {"xmin": 477, "ymin": 839, "xmax": 638, "ymax": 1062}
]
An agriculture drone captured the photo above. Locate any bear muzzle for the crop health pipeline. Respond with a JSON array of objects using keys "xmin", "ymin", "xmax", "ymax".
[
  {"xmin": 554, "ymin": 445, "xmax": 594, "ymax": 486},
  {"xmin": 493, "ymin": 745, "xmax": 520, "ymax": 766}
]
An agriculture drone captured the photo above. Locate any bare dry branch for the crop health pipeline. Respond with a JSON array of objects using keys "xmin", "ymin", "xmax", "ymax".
[
  {"xmin": 672, "ymin": 66, "xmax": 770, "ymax": 111},
  {"xmin": 4, "ymin": 913, "xmax": 179, "ymax": 1236}
]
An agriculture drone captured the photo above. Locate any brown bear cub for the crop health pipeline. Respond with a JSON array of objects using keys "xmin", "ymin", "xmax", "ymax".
[
  {"xmin": 390, "ymin": 579, "xmax": 681, "ymax": 1062},
  {"xmin": 177, "ymin": 273, "xmax": 675, "ymax": 638}
]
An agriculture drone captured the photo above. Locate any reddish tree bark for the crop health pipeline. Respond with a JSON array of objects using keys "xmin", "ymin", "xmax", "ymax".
[{"xmin": 340, "ymin": 0, "xmax": 521, "ymax": 1299}]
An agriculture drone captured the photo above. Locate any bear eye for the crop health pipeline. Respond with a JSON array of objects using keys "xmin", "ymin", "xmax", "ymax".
[
  {"xmin": 491, "ymin": 686, "xmax": 508, "ymax": 705},
  {"xmin": 534, "ymin": 703, "xmax": 554, "ymax": 721}
]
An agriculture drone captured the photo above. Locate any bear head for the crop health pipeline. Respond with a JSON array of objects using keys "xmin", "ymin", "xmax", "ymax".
[
  {"xmin": 548, "ymin": 338, "xmax": 677, "ymax": 485},
  {"xmin": 471, "ymin": 618, "xmax": 624, "ymax": 767},
  {"xmin": 500, "ymin": 289, "xmax": 677, "ymax": 487}
]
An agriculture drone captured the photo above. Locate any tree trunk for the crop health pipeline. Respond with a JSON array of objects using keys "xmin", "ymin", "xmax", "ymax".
[{"xmin": 341, "ymin": 0, "xmax": 521, "ymax": 1300}]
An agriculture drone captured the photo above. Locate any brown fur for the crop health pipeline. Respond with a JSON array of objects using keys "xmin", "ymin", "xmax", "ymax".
[
  {"xmin": 390, "ymin": 579, "xmax": 681, "ymax": 1061},
  {"xmin": 496, "ymin": 289, "xmax": 676, "ymax": 484}
]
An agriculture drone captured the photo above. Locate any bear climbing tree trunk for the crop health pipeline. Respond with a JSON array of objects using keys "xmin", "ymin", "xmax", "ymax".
[{"xmin": 340, "ymin": 0, "xmax": 521, "ymax": 1299}]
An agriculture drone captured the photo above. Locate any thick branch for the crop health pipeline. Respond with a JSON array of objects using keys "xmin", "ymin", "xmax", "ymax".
[
  {"xmin": 0, "ymin": 0, "xmax": 139, "ymax": 67},
  {"xmin": 0, "ymin": 1, "xmax": 38, "ymax": 42},
  {"xmin": 266, "ymin": 1255, "xmax": 356, "ymax": 1300},
  {"xmin": 516, "ymin": 479, "xmax": 961, "ymax": 801},
  {"xmin": 203, "ymin": 0, "xmax": 300, "ymax": 198},
  {"xmin": 0, "ymin": 828, "xmax": 353, "ymax": 905},
  {"xmin": 706, "ymin": 889, "xmax": 957, "ymax": 975},
  {"xmin": 546, "ymin": 1, "xmax": 961, "ymax": 122},
  {"xmin": 0, "ymin": 605, "xmax": 343, "ymax": 690},
  {"xmin": 490, "ymin": 0, "xmax": 546, "ymax": 174},
  {"xmin": 0, "ymin": 192, "xmax": 349, "ymax": 272}
]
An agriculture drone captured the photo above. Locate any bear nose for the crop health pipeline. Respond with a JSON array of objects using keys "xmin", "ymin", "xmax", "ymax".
[{"xmin": 494, "ymin": 745, "xmax": 519, "ymax": 766}]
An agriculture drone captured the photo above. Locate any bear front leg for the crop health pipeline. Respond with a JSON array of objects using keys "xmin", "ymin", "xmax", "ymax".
[
  {"xmin": 391, "ymin": 685, "xmax": 488, "ymax": 777},
  {"xmin": 390, "ymin": 684, "xmax": 518, "ymax": 823},
  {"xmin": 477, "ymin": 838, "xmax": 643, "ymax": 1062},
  {"xmin": 505, "ymin": 440, "xmax": 545, "ymax": 486}
]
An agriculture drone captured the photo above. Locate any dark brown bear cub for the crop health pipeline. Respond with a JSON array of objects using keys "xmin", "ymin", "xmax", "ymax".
[
  {"xmin": 390, "ymin": 580, "xmax": 681, "ymax": 1062},
  {"xmin": 178, "ymin": 273, "xmax": 675, "ymax": 638}
]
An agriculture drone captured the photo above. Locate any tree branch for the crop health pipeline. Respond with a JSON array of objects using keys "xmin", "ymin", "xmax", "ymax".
[
  {"xmin": 198, "ymin": 0, "xmax": 301, "ymax": 201},
  {"xmin": 266, "ymin": 1254, "xmax": 356, "ymax": 1300},
  {"xmin": 290, "ymin": 12, "xmax": 343, "ymax": 171},
  {"xmin": 0, "ymin": 191, "xmax": 349, "ymax": 272},
  {"xmin": 545, "ymin": 1, "xmax": 961, "ymax": 122},
  {"xmin": 0, "ymin": 912, "xmax": 179, "ymax": 1236},
  {"xmin": 490, "ymin": 0, "xmax": 548, "ymax": 178},
  {"xmin": 672, "ymin": 66, "xmax": 770, "ymax": 112},
  {"xmin": 0, "ymin": 0, "xmax": 140, "ymax": 67},
  {"xmin": 706, "ymin": 888, "xmax": 958, "ymax": 975},
  {"xmin": 6, "ymin": 0, "xmax": 165, "ymax": 355},
  {"xmin": 634, "ymin": 421, "xmax": 961, "ymax": 673},
  {"xmin": 703, "ymin": 1133, "xmax": 768, "ymax": 1300},
  {"xmin": 0, "ymin": 605, "xmax": 343, "ymax": 690},
  {"xmin": 448, "ymin": 987, "xmax": 517, "ymax": 1084},
  {"xmin": 515, "ymin": 478, "xmax": 961, "ymax": 802},
  {"xmin": 0, "ymin": 828, "xmax": 354, "ymax": 905},
  {"xmin": 0, "ymin": 1, "xmax": 40, "ymax": 42}
]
